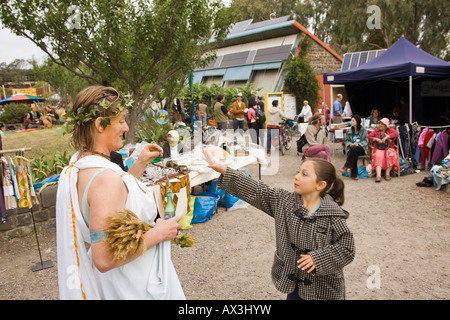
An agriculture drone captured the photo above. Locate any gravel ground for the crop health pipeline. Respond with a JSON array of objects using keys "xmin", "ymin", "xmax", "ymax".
[{"xmin": 1, "ymin": 142, "xmax": 449, "ymax": 300}]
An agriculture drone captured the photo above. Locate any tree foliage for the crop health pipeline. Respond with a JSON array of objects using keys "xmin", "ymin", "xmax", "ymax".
[
  {"xmin": 232, "ymin": 0, "xmax": 450, "ymax": 59},
  {"xmin": 284, "ymin": 37, "xmax": 320, "ymax": 110},
  {"xmin": 1, "ymin": 0, "xmax": 237, "ymax": 143},
  {"xmin": 32, "ymin": 58, "xmax": 90, "ymax": 108}
]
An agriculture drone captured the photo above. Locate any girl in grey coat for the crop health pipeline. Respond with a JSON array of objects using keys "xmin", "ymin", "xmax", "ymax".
[{"xmin": 203, "ymin": 150, "xmax": 355, "ymax": 300}]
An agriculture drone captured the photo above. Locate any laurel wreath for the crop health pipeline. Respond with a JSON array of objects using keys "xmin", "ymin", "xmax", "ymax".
[{"xmin": 59, "ymin": 94, "xmax": 134, "ymax": 136}]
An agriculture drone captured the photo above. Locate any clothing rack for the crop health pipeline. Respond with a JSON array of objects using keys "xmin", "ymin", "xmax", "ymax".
[{"xmin": 0, "ymin": 147, "xmax": 53, "ymax": 272}]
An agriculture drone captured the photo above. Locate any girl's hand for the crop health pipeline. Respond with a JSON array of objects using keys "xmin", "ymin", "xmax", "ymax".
[
  {"xmin": 202, "ymin": 149, "xmax": 226, "ymax": 174},
  {"xmin": 297, "ymin": 254, "xmax": 316, "ymax": 273}
]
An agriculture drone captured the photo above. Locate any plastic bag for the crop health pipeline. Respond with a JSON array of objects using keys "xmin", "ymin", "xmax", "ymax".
[
  {"xmin": 191, "ymin": 194, "xmax": 219, "ymax": 224},
  {"xmin": 209, "ymin": 180, "xmax": 240, "ymax": 208},
  {"xmin": 341, "ymin": 165, "xmax": 368, "ymax": 179}
]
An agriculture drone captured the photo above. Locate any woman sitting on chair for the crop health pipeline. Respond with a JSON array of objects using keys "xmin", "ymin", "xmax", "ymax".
[
  {"xmin": 340, "ymin": 115, "xmax": 368, "ymax": 180},
  {"xmin": 302, "ymin": 113, "xmax": 330, "ymax": 162},
  {"xmin": 368, "ymin": 117, "xmax": 399, "ymax": 182}
]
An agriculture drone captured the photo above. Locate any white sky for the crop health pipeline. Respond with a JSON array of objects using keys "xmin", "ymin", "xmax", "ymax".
[{"xmin": 0, "ymin": 27, "xmax": 47, "ymax": 65}]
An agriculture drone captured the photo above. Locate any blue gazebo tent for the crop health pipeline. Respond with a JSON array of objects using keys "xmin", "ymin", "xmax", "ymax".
[{"xmin": 324, "ymin": 37, "xmax": 450, "ymax": 125}]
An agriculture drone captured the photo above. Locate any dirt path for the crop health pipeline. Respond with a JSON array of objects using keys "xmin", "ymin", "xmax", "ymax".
[{"xmin": 1, "ymin": 143, "xmax": 449, "ymax": 300}]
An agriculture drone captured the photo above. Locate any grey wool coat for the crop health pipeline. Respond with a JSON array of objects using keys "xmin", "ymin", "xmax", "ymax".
[{"xmin": 218, "ymin": 168, "xmax": 355, "ymax": 300}]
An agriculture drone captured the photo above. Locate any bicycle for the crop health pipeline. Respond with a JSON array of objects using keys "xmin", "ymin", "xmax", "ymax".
[{"xmin": 278, "ymin": 120, "xmax": 293, "ymax": 155}]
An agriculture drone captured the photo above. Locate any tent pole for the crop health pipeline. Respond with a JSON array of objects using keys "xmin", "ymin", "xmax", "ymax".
[{"xmin": 409, "ymin": 76, "xmax": 413, "ymax": 123}]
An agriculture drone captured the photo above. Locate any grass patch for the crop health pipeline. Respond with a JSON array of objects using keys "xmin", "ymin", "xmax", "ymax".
[{"xmin": 2, "ymin": 126, "xmax": 74, "ymax": 159}]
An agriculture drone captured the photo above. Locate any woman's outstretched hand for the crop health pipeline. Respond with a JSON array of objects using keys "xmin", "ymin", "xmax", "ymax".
[{"xmin": 202, "ymin": 148, "xmax": 227, "ymax": 174}]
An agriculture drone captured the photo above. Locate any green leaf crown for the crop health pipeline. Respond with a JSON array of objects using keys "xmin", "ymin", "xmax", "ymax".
[{"xmin": 60, "ymin": 94, "xmax": 134, "ymax": 135}]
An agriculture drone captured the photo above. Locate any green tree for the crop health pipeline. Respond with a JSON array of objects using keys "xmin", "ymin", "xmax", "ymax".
[
  {"xmin": 1, "ymin": 0, "xmax": 237, "ymax": 143},
  {"xmin": 0, "ymin": 103, "xmax": 30, "ymax": 124},
  {"xmin": 231, "ymin": 0, "xmax": 449, "ymax": 59},
  {"xmin": 284, "ymin": 37, "xmax": 320, "ymax": 111},
  {"xmin": 296, "ymin": 0, "xmax": 450, "ymax": 59},
  {"xmin": 32, "ymin": 58, "xmax": 90, "ymax": 108}
]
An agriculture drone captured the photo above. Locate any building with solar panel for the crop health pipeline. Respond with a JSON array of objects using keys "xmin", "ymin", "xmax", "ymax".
[{"xmin": 191, "ymin": 15, "xmax": 343, "ymax": 113}]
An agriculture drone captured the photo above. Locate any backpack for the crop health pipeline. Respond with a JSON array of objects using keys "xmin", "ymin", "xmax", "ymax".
[
  {"xmin": 297, "ymin": 134, "xmax": 308, "ymax": 153},
  {"xmin": 255, "ymin": 107, "xmax": 266, "ymax": 125},
  {"xmin": 297, "ymin": 127, "xmax": 321, "ymax": 153}
]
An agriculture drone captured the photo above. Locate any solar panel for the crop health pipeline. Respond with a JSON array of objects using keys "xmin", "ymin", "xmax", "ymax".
[
  {"xmin": 340, "ymin": 49, "xmax": 387, "ymax": 71},
  {"xmin": 229, "ymin": 19, "xmax": 253, "ymax": 34},
  {"xmin": 367, "ymin": 50, "xmax": 377, "ymax": 61},
  {"xmin": 359, "ymin": 51, "xmax": 369, "ymax": 65},
  {"xmin": 341, "ymin": 54, "xmax": 352, "ymax": 71},
  {"xmin": 349, "ymin": 52, "xmax": 360, "ymax": 69},
  {"xmin": 220, "ymin": 51, "xmax": 251, "ymax": 67},
  {"xmin": 245, "ymin": 15, "xmax": 290, "ymax": 32},
  {"xmin": 253, "ymin": 45, "xmax": 292, "ymax": 63}
]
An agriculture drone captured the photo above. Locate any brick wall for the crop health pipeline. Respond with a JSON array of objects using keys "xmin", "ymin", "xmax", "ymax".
[
  {"xmin": 0, "ymin": 184, "xmax": 58, "ymax": 239},
  {"xmin": 306, "ymin": 38, "xmax": 342, "ymax": 75}
]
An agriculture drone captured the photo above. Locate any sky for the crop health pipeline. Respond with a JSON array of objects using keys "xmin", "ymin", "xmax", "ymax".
[{"xmin": 0, "ymin": 26, "xmax": 48, "ymax": 65}]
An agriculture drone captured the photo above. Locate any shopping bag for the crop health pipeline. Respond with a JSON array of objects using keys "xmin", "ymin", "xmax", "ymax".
[
  {"xmin": 209, "ymin": 180, "xmax": 240, "ymax": 208},
  {"xmin": 191, "ymin": 194, "xmax": 219, "ymax": 224}
]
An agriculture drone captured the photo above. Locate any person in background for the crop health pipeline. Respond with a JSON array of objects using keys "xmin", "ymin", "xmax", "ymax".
[
  {"xmin": 256, "ymin": 95, "xmax": 266, "ymax": 145},
  {"xmin": 302, "ymin": 113, "xmax": 330, "ymax": 162},
  {"xmin": 198, "ymin": 100, "xmax": 208, "ymax": 127},
  {"xmin": 29, "ymin": 105, "xmax": 42, "ymax": 124},
  {"xmin": 332, "ymin": 94, "xmax": 344, "ymax": 124},
  {"xmin": 391, "ymin": 107, "xmax": 407, "ymax": 126},
  {"xmin": 367, "ymin": 108, "xmax": 381, "ymax": 126},
  {"xmin": 247, "ymin": 95, "xmax": 262, "ymax": 145},
  {"xmin": 298, "ymin": 100, "xmax": 312, "ymax": 123},
  {"xmin": 266, "ymin": 100, "xmax": 289, "ymax": 154},
  {"xmin": 45, "ymin": 105, "xmax": 60, "ymax": 123},
  {"xmin": 214, "ymin": 94, "xmax": 228, "ymax": 131},
  {"xmin": 340, "ymin": 115, "xmax": 369, "ymax": 180},
  {"xmin": 162, "ymin": 130, "xmax": 185, "ymax": 159},
  {"xmin": 256, "ymin": 95, "xmax": 265, "ymax": 114},
  {"xmin": 229, "ymin": 93, "xmax": 246, "ymax": 135},
  {"xmin": 368, "ymin": 117, "xmax": 399, "ymax": 182},
  {"xmin": 22, "ymin": 113, "xmax": 39, "ymax": 129}
]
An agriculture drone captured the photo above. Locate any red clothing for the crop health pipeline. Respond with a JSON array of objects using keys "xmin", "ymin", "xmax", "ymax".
[
  {"xmin": 368, "ymin": 128, "xmax": 399, "ymax": 153},
  {"xmin": 368, "ymin": 128, "xmax": 399, "ymax": 172},
  {"xmin": 247, "ymin": 106, "xmax": 259, "ymax": 123},
  {"xmin": 421, "ymin": 130, "xmax": 435, "ymax": 167}
]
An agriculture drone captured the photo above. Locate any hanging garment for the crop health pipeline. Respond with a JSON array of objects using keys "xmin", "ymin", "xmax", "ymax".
[
  {"xmin": 56, "ymin": 153, "xmax": 185, "ymax": 300},
  {"xmin": 1, "ymin": 157, "xmax": 17, "ymax": 210},
  {"xmin": 421, "ymin": 130, "xmax": 436, "ymax": 168},
  {"xmin": 431, "ymin": 131, "xmax": 449, "ymax": 165},
  {"xmin": 14, "ymin": 156, "xmax": 39, "ymax": 209},
  {"xmin": 0, "ymin": 159, "xmax": 7, "ymax": 223}
]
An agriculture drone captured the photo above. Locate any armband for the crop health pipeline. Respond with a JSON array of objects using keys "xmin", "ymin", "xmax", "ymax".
[{"xmin": 90, "ymin": 229, "xmax": 107, "ymax": 244}]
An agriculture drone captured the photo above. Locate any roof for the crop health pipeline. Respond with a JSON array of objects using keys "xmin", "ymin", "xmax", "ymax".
[
  {"xmin": 324, "ymin": 37, "xmax": 450, "ymax": 84},
  {"xmin": 211, "ymin": 16, "xmax": 342, "ymax": 62}
]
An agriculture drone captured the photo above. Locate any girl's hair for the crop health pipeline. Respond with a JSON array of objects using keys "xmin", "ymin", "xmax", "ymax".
[
  {"xmin": 351, "ymin": 114, "xmax": 362, "ymax": 132},
  {"xmin": 248, "ymin": 95, "xmax": 257, "ymax": 108},
  {"xmin": 308, "ymin": 112, "xmax": 324, "ymax": 125},
  {"xmin": 305, "ymin": 158, "xmax": 345, "ymax": 206},
  {"xmin": 217, "ymin": 94, "xmax": 224, "ymax": 102},
  {"xmin": 70, "ymin": 86, "xmax": 123, "ymax": 151}
]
